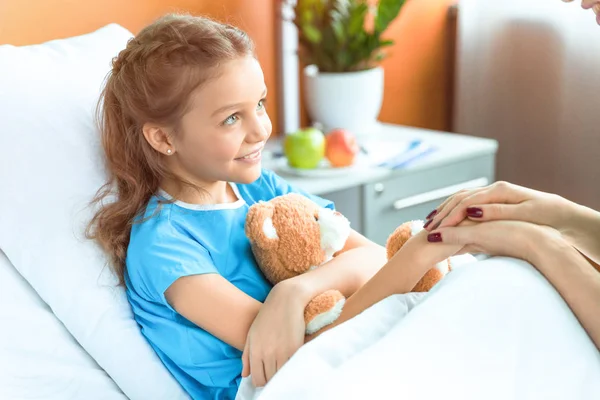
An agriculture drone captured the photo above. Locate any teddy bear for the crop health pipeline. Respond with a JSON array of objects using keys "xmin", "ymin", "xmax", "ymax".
[{"xmin": 244, "ymin": 193, "xmax": 454, "ymax": 335}]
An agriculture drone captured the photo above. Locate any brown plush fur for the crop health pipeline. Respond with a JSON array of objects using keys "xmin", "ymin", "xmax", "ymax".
[
  {"xmin": 412, "ymin": 268, "xmax": 446, "ymax": 292},
  {"xmin": 304, "ymin": 289, "xmax": 345, "ymax": 325},
  {"xmin": 386, "ymin": 223, "xmax": 413, "ymax": 260},
  {"xmin": 245, "ymin": 194, "xmax": 327, "ymax": 284},
  {"xmin": 246, "ymin": 194, "xmax": 346, "ymax": 333}
]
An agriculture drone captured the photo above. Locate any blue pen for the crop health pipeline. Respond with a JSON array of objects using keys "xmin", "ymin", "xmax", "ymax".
[
  {"xmin": 378, "ymin": 139, "xmax": 431, "ymax": 169},
  {"xmin": 390, "ymin": 146, "xmax": 436, "ymax": 169}
]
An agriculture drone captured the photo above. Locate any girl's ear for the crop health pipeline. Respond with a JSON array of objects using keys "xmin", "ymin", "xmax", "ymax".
[
  {"xmin": 142, "ymin": 123, "xmax": 175, "ymax": 155},
  {"xmin": 245, "ymin": 202, "xmax": 279, "ymax": 249}
]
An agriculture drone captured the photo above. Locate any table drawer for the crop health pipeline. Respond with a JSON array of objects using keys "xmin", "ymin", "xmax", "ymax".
[{"xmin": 362, "ymin": 155, "xmax": 495, "ymax": 245}]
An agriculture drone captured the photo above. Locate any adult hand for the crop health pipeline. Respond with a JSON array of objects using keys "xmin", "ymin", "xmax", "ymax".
[
  {"xmin": 423, "ymin": 181, "xmax": 570, "ymax": 234},
  {"xmin": 241, "ymin": 280, "xmax": 306, "ymax": 388},
  {"xmin": 426, "ymin": 218, "xmax": 562, "ymax": 264}
]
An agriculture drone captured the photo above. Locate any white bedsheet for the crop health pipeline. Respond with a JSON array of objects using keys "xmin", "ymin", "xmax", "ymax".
[{"xmin": 237, "ymin": 257, "xmax": 600, "ymax": 400}]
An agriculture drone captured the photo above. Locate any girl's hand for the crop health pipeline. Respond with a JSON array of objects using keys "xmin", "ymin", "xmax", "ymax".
[
  {"xmin": 241, "ymin": 280, "xmax": 307, "ymax": 388},
  {"xmin": 426, "ymin": 219, "xmax": 562, "ymax": 264},
  {"xmin": 399, "ymin": 222, "xmax": 471, "ymax": 266},
  {"xmin": 424, "ymin": 181, "xmax": 570, "ymax": 233}
]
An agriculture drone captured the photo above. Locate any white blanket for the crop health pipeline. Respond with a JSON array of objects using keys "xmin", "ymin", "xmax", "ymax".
[{"xmin": 237, "ymin": 257, "xmax": 600, "ymax": 400}]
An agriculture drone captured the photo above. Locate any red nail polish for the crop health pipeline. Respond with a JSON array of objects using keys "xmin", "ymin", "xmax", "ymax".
[
  {"xmin": 427, "ymin": 232, "xmax": 442, "ymax": 243},
  {"xmin": 426, "ymin": 209, "xmax": 438, "ymax": 220},
  {"xmin": 467, "ymin": 207, "xmax": 483, "ymax": 218},
  {"xmin": 424, "ymin": 219, "xmax": 433, "ymax": 229}
]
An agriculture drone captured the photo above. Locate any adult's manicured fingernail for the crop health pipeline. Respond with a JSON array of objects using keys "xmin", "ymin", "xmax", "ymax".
[
  {"xmin": 424, "ymin": 219, "xmax": 433, "ymax": 229},
  {"xmin": 426, "ymin": 209, "xmax": 438, "ymax": 220},
  {"xmin": 467, "ymin": 207, "xmax": 483, "ymax": 218},
  {"xmin": 427, "ymin": 232, "xmax": 442, "ymax": 243}
]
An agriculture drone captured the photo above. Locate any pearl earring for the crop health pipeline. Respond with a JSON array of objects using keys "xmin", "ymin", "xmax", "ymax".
[{"xmin": 166, "ymin": 149, "xmax": 172, "ymax": 155}]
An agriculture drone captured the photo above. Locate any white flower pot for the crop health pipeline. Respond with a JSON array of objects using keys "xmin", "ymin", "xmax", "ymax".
[{"xmin": 303, "ymin": 65, "xmax": 384, "ymax": 136}]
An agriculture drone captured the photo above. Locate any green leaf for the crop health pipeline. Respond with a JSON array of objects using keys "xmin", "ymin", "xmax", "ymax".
[
  {"xmin": 321, "ymin": 26, "xmax": 337, "ymax": 56},
  {"xmin": 333, "ymin": 0, "xmax": 351, "ymax": 17},
  {"xmin": 314, "ymin": 0, "xmax": 326, "ymax": 16},
  {"xmin": 293, "ymin": 0, "xmax": 404, "ymax": 71},
  {"xmin": 348, "ymin": 2, "xmax": 368, "ymax": 36},
  {"xmin": 301, "ymin": 9, "xmax": 314, "ymax": 24},
  {"xmin": 336, "ymin": 50, "xmax": 351, "ymax": 70},
  {"xmin": 375, "ymin": 0, "xmax": 405, "ymax": 34},
  {"xmin": 331, "ymin": 19, "xmax": 345, "ymax": 42},
  {"xmin": 301, "ymin": 24, "xmax": 322, "ymax": 44}
]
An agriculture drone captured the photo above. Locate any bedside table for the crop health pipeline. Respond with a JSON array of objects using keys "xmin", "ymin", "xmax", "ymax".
[{"xmin": 264, "ymin": 123, "xmax": 499, "ymax": 246}]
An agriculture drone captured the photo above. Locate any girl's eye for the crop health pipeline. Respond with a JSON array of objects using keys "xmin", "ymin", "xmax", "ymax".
[
  {"xmin": 257, "ymin": 98, "xmax": 267, "ymax": 111},
  {"xmin": 223, "ymin": 114, "xmax": 239, "ymax": 126}
]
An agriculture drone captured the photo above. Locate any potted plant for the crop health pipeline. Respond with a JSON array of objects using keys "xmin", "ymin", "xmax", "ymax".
[{"xmin": 288, "ymin": 0, "xmax": 406, "ymax": 135}]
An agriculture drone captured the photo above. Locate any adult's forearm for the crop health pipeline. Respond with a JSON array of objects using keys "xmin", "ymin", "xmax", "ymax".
[
  {"xmin": 532, "ymin": 235, "xmax": 600, "ymax": 350},
  {"xmin": 561, "ymin": 200, "xmax": 600, "ymax": 266}
]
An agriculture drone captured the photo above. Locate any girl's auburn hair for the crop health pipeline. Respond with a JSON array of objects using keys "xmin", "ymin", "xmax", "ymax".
[{"xmin": 87, "ymin": 13, "xmax": 255, "ymax": 285}]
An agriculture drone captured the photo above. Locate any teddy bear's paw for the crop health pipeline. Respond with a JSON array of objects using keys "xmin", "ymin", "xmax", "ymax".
[
  {"xmin": 412, "ymin": 263, "xmax": 449, "ymax": 292},
  {"xmin": 386, "ymin": 220, "xmax": 425, "ymax": 260},
  {"xmin": 304, "ymin": 289, "xmax": 346, "ymax": 335}
]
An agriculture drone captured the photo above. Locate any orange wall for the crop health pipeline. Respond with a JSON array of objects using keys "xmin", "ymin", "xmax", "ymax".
[
  {"xmin": 0, "ymin": 0, "xmax": 456, "ymax": 135},
  {"xmin": 0, "ymin": 0, "xmax": 279, "ymax": 132},
  {"xmin": 379, "ymin": 0, "xmax": 456, "ymax": 131}
]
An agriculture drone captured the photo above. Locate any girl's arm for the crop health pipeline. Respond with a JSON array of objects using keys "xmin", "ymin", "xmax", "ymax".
[
  {"xmin": 290, "ymin": 229, "xmax": 389, "ymax": 300},
  {"xmin": 164, "ymin": 233, "xmax": 378, "ymax": 353},
  {"xmin": 166, "ymin": 273, "xmax": 263, "ymax": 352},
  {"xmin": 298, "ymin": 229, "xmax": 462, "ymax": 341},
  {"xmin": 166, "ymin": 272, "xmax": 310, "ymax": 387},
  {"xmin": 529, "ymin": 230, "xmax": 600, "ymax": 350}
]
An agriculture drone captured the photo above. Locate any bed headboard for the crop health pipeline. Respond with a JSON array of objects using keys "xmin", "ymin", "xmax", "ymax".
[
  {"xmin": 0, "ymin": 0, "xmax": 281, "ymax": 132},
  {"xmin": 0, "ymin": 0, "xmax": 168, "ymax": 45}
]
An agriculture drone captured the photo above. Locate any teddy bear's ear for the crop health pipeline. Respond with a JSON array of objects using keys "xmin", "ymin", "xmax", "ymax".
[{"xmin": 245, "ymin": 202, "xmax": 279, "ymax": 249}]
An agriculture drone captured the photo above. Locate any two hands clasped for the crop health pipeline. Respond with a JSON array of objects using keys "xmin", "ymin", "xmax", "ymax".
[
  {"xmin": 421, "ymin": 180, "xmax": 573, "ymax": 264},
  {"xmin": 241, "ymin": 181, "xmax": 597, "ymax": 387}
]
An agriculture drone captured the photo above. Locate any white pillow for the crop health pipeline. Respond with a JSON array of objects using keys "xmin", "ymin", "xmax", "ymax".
[
  {"xmin": 0, "ymin": 24, "xmax": 189, "ymax": 400},
  {"xmin": 0, "ymin": 250, "xmax": 126, "ymax": 400}
]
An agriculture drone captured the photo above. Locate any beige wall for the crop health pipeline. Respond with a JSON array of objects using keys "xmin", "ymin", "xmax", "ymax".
[{"xmin": 455, "ymin": 0, "xmax": 600, "ymax": 209}]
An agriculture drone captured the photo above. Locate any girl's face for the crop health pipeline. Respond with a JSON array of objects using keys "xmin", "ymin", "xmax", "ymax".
[
  {"xmin": 564, "ymin": 0, "xmax": 600, "ymax": 24},
  {"xmin": 169, "ymin": 56, "xmax": 272, "ymax": 187}
]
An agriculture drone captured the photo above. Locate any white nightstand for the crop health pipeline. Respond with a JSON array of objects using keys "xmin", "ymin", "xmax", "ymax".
[{"xmin": 264, "ymin": 123, "xmax": 499, "ymax": 246}]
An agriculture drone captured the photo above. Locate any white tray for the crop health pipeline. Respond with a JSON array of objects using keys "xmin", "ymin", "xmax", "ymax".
[{"xmin": 270, "ymin": 156, "xmax": 371, "ymax": 178}]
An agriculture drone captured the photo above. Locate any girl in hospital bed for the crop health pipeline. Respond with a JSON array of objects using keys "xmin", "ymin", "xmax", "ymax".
[
  {"xmin": 85, "ymin": 13, "xmax": 463, "ymax": 399},
  {"xmin": 87, "ymin": 2, "xmax": 599, "ymax": 399}
]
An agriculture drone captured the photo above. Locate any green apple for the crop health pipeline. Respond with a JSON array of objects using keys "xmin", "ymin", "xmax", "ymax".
[{"xmin": 283, "ymin": 127, "xmax": 325, "ymax": 169}]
